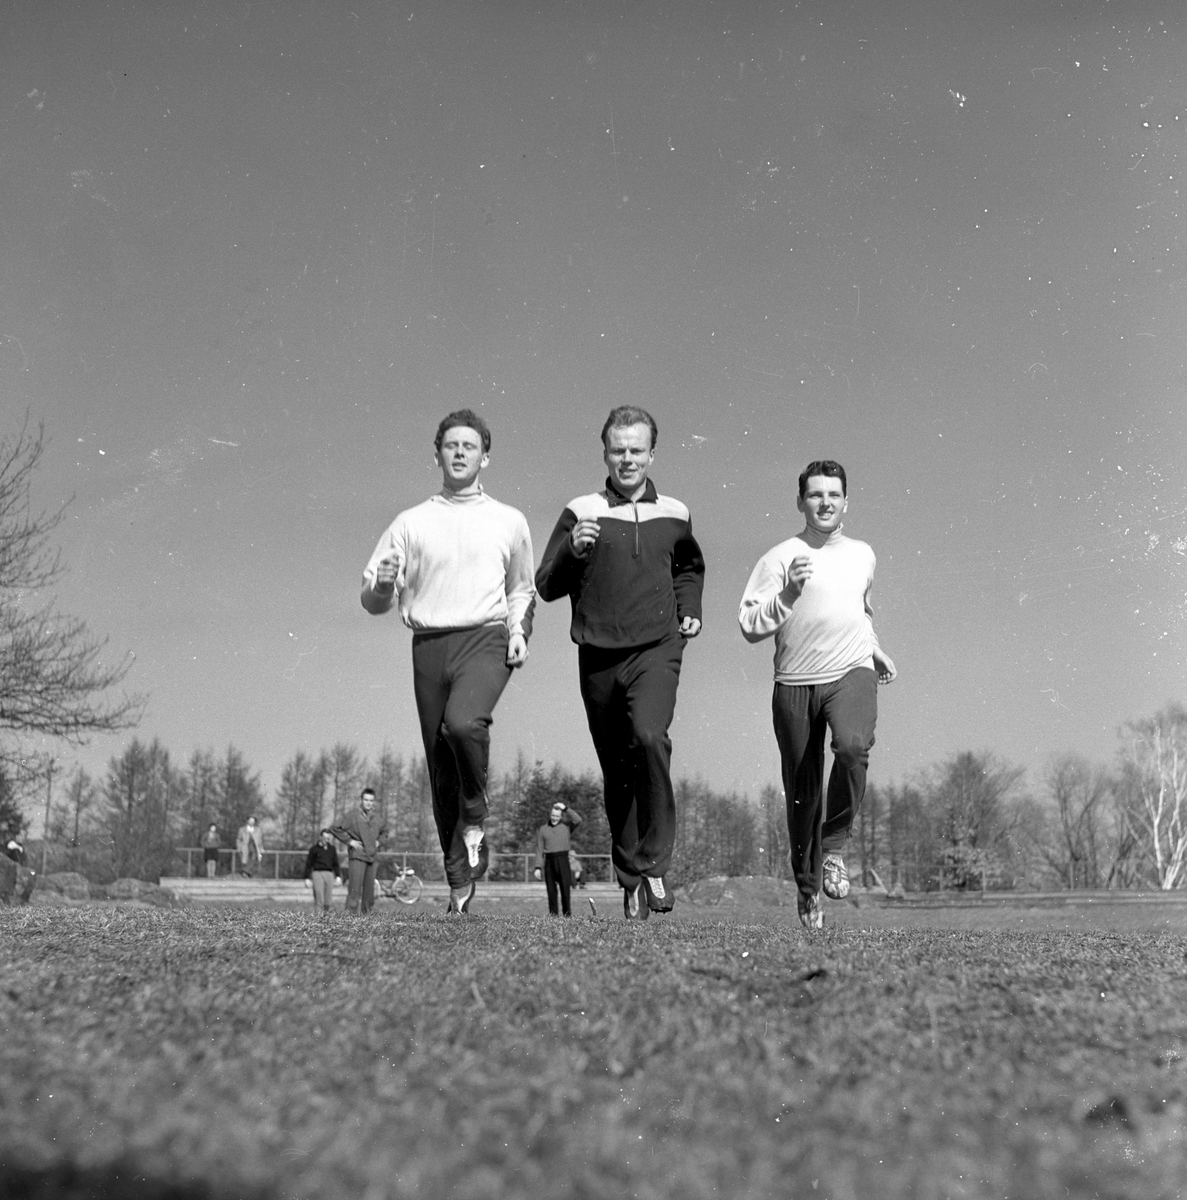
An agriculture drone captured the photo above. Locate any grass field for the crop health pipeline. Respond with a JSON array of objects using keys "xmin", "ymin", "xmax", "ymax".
[{"xmin": 3, "ymin": 889, "xmax": 1186, "ymax": 1200}]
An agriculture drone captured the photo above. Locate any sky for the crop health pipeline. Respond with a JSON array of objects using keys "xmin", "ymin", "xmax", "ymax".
[{"xmin": 3, "ymin": 0, "xmax": 1184, "ymax": 827}]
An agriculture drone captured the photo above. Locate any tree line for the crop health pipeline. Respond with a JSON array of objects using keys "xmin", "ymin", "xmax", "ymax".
[
  {"xmin": 845, "ymin": 704, "xmax": 1187, "ymax": 893},
  {"xmin": 11, "ymin": 740, "xmax": 768, "ymax": 885},
  {"xmin": 5, "ymin": 701, "xmax": 1184, "ymax": 891}
]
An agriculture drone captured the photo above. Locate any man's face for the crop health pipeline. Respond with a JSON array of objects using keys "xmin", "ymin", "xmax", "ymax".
[
  {"xmin": 797, "ymin": 474, "xmax": 847, "ymax": 534},
  {"xmin": 437, "ymin": 426, "xmax": 488, "ymax": 491},
  {"xmin": 320, "ymin": 830, "xmax": 333, "ymax": 846},
  {"xmin": 361, "ymin": 795, "xmax": 376, "ymax": 816},
  {"xmin": 603, "ymin": 423, "xmax": 655, "ymax": 497},
  {"xmin": 549, "ymin": 804, "xmax": 564, "ymax": 825}
]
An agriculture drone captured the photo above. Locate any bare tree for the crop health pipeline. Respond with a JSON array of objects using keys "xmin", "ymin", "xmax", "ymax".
[
  {"xmin": 104, "ymin": 738, "xmax": 182, "ymax": 880},
  {"xmin": 884, "ymin": 782, "xmax": 931, "ymax": 891},
  {"xmin": 0, "ymin": 761, "xmax": 25, "ymax": 844},
  {"xmin": 924, "ymin": 751, "xmax": 1026, "ymax": 888},
  {"xmin": 757, "ymin": 783, "xmax": 790, "ymax": 880},
  {"xmin": 369, "ymin": 744, "xmax": 403, "ymax": 831},
  {"xmin": 0, "ymin": 417, "xmax": 143, "ymax": 754},
  {"xmin": 856, "ymin": 782, "xmax": 888, "ymax": 888},
  {"xmin": 182, "ymin": 749, "xmax": 220, "ymax": 843},
  {"xmin": 1037, "ymin": 754, "xmax": 1130, "ymax": 889},
  {"xmin": 275, "ymin": 750, "xmax": 329, "ymax": 848},
  {"xmin": 1118, "ymin": 705, "xmax": 1187, "ymax": 890},
  {"xmin": 48, "ymin": 765, "xmax": 102, "ymax": 871},
  {"xmin": 669, "ymin": 776, "xmax": 758, "ymax": 884},
  {"xmin": 218, "ymin": 745, "xmax": 266, "ymax": 838},
  {"xmin": 326, "ymin": 742, "xmax": 367, "ymax": 823}
]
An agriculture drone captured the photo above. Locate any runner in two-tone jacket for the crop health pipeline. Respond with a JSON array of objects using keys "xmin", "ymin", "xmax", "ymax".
[{"xmin": 535, "ymin": 406, "xmax": 704, "ymax": 921}]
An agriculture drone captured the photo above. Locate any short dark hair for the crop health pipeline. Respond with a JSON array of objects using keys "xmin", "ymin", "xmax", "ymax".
[
  {"xmin": 361, "ymin": 787, "xmax": 376, "ymax": 799},
  {"xmin": 798, "ymin": 460, "xmax": 847, "ymax": 497},
  {"xmin": 601, "ymin": 406, "xmax": 657, "ymax": 450},
  {"xmin": 435, "ymin": 409, "xmax": 491, "ymax": 453},
  {"xmin": 320, "ymin": 827, "xmax": 333, "ymax": 837}
]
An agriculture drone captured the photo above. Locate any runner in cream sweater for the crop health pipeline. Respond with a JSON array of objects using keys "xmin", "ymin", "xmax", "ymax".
[
  {"xmin": 361, "ymin": 409, "xmax": 535, "ymax": 914},
  {"xmin": 739, "ymin": 460, "xmax": 896, "ymax": 929}
]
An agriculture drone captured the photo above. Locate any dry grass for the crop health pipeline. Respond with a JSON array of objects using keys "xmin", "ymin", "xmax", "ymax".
[{"xmin": 2, "ymin": 895, "xmax": 1186, "ymax": 1199}]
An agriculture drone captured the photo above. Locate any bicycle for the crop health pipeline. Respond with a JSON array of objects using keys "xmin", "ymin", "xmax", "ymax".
[{"xmin": 378, "ymin": 865, "xmax": 424, "ymax": 904}]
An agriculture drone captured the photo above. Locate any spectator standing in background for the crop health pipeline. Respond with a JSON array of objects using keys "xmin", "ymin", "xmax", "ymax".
[
  {"xmin": 330, "ymin": 787, "xmax": 384, "ymax": 915},
  {"xmin": 236, "ymin": 816, "xmax": 264, "ymax": 878},
  {"xmin": 201, "ymin": 823, "xmax": 220, "ymax": 878},
  {"xmin": 303, "ymin": 828, "xmax": 343, "ymax": 913},
  {"xmin": 534, "ymin": 802, "xmax": 582, "ymax": 918}
]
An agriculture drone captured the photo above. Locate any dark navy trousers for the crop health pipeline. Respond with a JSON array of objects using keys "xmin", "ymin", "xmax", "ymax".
[
  {"xmin": 412, "ymin": 625, "xmax": 512, "ymax": 889},
  {"xmin": 772, "ymin": 666, "xmax": 878, "ymax": 898},
  {"xmin": 578, "ymin": 634, "xmax": 685, "ymax": 889}
]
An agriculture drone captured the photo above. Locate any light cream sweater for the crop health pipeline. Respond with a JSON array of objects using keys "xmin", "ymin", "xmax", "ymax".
[
  {"xmin": 361, "ymin": 490, "xmax": 535, "ymax": 637},
  {"xmin": 738, "ymin": 526, "xmax": 879, "ymax": 685}
]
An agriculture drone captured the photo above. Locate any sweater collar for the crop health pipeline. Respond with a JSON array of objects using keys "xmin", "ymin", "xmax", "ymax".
[
  {"xmin": 603, "ymin": 477, "xmax": 658, "ymax": 507},
  {"xmin": 799, "ymin": 524, "xmax": 845, "ymax": 549},
  {"xmin": 435, "ymin": 485, "xmax": 487, "ymax": 504}
]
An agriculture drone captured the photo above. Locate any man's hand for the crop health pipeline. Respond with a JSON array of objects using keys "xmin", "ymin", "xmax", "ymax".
[
  {"xmin": 303, "ymin": 878, "xmax": 311, "ymax": 888},
  {"xmin": 373, "ymin": 554, "xmax": 402, "ymax": 594},
  {"xmin": 569, "ymin": 518, "xmax": 601, "ymax": 557},
  {"xmin": 506, "ymin": 633, "xmax": 528, "ymax": 668},
  {"xmin": 349, "ymin": 839, "xmax": 364, "ymax": 851},
  {"xmin": 534, "ymin": 867, "xmax": 542, "ymax": 880},
  {"xmin": 679, "ymin": 616, "xmax": 702, "ymax": 638},
  {"xmin": 873, "ymin": 648, "xmax": 897, "ymax": 685},
  {"xmin": 781, "ymin": 554, "xmax": 813, "ymax": 602}
]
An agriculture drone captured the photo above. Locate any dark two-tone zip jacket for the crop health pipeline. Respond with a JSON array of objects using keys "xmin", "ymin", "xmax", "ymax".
[{"xmin": 535, "ymin": 478, "xmax": 705, "ymax": 649}]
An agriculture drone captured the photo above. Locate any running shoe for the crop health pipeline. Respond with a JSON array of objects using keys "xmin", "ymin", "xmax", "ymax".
[
  {"xmin": 462, "ymin": 824, "xmax": 485, "ymax": 871},
  {"xmin": 471, "ymin": 839, "xmax": 490, "ymax": 882},
  {"xmin": 449, "ymin": 881, "xmax": 476, "ymax": 914},
  {"xmin": 623, "ymin": 883, "xmax": 650, "ymax": 921},
  {"xmin": 822, "ymin": 852, "xmax": 850, "ymax": 900},
  {"xmin": 642, "ymin": 874, "xmax": 674, "ymax": 913},
  {"xmin": 797, "ymin": 890, "xmax": 824, "ymax": 930}
]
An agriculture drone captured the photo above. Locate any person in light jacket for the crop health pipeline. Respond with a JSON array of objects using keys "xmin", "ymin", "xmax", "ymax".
[{"xmin": 235, "ymin": 816, "xmax": 264, "ymax": 878}]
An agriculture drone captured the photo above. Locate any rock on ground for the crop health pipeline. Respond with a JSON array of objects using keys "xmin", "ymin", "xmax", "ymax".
[
  {"xmin": 29, "ymin": 888, "xmax": 80, "ymax": 907},
  {"xmin": 101, "ymin": 878, "xmax": 180, "ymax": 907},
  {"xmin": 41, "ymin": 871, "xmax": 91, "ymax": 900}
]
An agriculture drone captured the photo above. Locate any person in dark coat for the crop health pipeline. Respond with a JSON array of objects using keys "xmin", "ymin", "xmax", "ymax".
[{"xmin": 303, "ymin": 828, "xmax": 343, "ymax": 912}]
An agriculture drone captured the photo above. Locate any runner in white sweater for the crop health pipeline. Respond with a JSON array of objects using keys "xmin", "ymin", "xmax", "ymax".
[
  {"xmin": 739, "ymin": 460, "xmax": 896, "ymax": 929},
  {"xmin": 361, "ymin": 410, "xmax": 535, "ymax": 914}
]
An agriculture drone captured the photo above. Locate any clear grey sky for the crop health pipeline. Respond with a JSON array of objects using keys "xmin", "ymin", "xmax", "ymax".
[{"xmin": 4, "ymin": 0, "xmax": 1183, "ymax": 806}]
